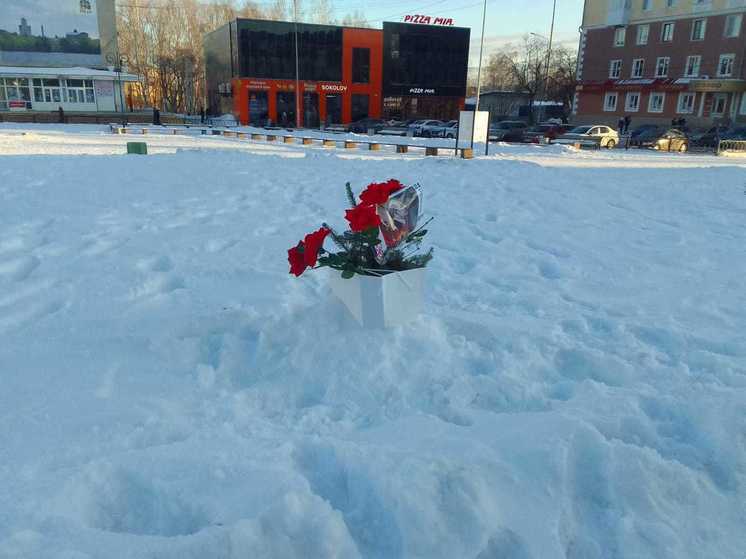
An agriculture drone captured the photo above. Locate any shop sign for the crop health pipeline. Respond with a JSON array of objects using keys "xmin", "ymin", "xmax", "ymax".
[
  {"xmin": 248, "ymin": 80, "xmax": 270, "ymax": 90},
  {"xmin": 689, "ymin": 79, "xmax": 746, "ymax": 93},
  {"xmin": 408, "ymin": 87, "xmax": 436, "ymax": 95},
  {"xmin": 403, "ymin": 14, "xmax": 454, "ymax": 26},
  {"xmin": 320, "ymin": 84, "xmax": 347, "ymax": 92},
  {"xmin": 95, "ymin": 80, "xmax": 114, "ymax": 97},
  {"xmin": 9, "ymin": 100, "xmax": 27, "ymax": 111}
]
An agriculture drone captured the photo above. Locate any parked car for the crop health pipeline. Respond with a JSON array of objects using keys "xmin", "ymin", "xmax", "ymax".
[
  {"xmin": 721, "ymin": 126, "xmax": 746, "ymax": 140},
  {"xmin": 627, "ymin": 125, "xmax": 663, "ymax": 147},
  {"xmin": 691, "ymin": 124, "xmax": 730, "ymax": 147},
  {"xmin": 418, "ymin": 120, "xmax": 447, "ymax": 137},
  {"xmin": 488, "ymin": 120, "xmax": 527, "ymax": 142},
  {"xmin": 435, "ymin": 120, "xmax": 459, "ymax": 139},
  {"xmin": 378, "ymin": 119, "xmax": 416, "ymax": 136},
  {"xmin": 409, "ymin": 120, "xmax": 444, "ymax": 137},
  {"xmin": 553, "ymin": 125, "xmax": 619, "ymax": 149},
  {"xmin": 348, "ymin": 118, "xmax": 386, "ymax": 134},
  {"xmin": 650, "ymin": 128, "xmax": 690, "ymax": 152},
  {"xmin": 522, "ymin": 123, "xmax": 573, "ymax": 144}
]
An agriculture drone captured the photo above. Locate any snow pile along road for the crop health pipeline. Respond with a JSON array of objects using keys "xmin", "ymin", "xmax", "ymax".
[{"xmin": 0, "ymin": 125, "xmax": 745, "ymax": 558}]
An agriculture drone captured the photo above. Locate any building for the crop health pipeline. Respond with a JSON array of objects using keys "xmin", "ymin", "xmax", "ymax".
[
  {"xmin": 204, "ymin": 19, "xmax": 470, "ymax": 126},
  {"xmin": 0, "ymin": 66, "xmax": 137, "ymax": 113},
  {"xmin": 574, "ymin": 0, "xmax": 746, "ymax": 127},
  {"xmin": 0, "ymin": 0, "xmax": 130, "ymax": 115},
  {"xmin": 18, "ymin": 18, "xmax": 31, "ymax": 38}
]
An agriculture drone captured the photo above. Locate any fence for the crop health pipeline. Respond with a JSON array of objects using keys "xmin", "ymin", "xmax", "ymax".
[{"xmin": 716, "ymin": 139, "xmax": 746, "ymax": 156}]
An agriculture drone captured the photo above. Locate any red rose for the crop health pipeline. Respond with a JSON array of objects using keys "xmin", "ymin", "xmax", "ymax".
[
  {"xmin": 303, "ymin": 227, "xmax": 330, "ymax": 267},
  {"xmin": 345, "ymin": 204, "xmax": 381, "ymax": 232},
  {"xmin": 288, "ymin": 243, "xmax": 307, "ymax": 276},
  {"xmin": 359, "ymin": 179, "xmax": 403, "ymax": 206}
]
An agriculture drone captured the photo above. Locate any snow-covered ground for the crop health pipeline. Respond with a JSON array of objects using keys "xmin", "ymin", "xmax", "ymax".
[{"xmin": 1, "ymin": 124, "xmax": 745, "ymax": 559}]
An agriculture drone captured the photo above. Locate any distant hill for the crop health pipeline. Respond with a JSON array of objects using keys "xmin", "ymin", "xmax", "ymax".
[{"xmin": 0, "ymin": 29, "xmax": 100, "ymax": 54}]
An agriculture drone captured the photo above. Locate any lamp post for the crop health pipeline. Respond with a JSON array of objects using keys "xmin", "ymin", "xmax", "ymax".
[
  {"xmin": 293, "ymin": 0, "xmax": 301, "ymax": 128},
  {"xmin": 471, "ymin": 0, "xmax": 488, "ymax": 149},
  {"xmin": 106, "ymin": 51, "xmax": 127, "ymax": 119}
]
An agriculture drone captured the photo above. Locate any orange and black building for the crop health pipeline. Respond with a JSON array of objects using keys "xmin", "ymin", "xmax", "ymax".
[{"xmin": 204, "ymin": 19, "xmax": 470, "ymax": 126}]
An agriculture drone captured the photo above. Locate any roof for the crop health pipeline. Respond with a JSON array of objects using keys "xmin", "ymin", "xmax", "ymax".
[{"xmin": 0, "ymin": 66, "xmax": 139, "ymax": 81}]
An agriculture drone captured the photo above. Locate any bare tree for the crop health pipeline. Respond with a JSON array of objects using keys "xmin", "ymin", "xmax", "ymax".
[
  {"xmin": 341, "ymin": 9, "xmax": 368, "ymax": 27},
  {"xmin": 310, "ymin": 0, "xmax": 335, "ymax": 24}
]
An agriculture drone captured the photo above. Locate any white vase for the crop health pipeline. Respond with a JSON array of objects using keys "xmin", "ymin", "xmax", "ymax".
[{"xmin": 329, "ymin": 268, "xmax": 425, "ymax": 329}]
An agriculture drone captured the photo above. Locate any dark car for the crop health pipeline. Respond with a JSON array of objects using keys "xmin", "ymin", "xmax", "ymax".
[
  {"xmin": 650, "ymin": 128, "xmax": 690, "ymax": 152},
  {"xmin": 627, "ymin": 125, "xmax": 662, "ymax": 146},
  {"xmin": 488, "ymin": 120, "xmax": 527, "ymax": 142},
  {"xmin": 522, "ymin": 123, "xmax": 573, "ymax": 144},
  {"xmin": 348, "ymin": 118, "xmax": 386, "ymax": 134},
  {"xmin": 691, "ymin": 124, "xmax": 730, "ymax": 147}
]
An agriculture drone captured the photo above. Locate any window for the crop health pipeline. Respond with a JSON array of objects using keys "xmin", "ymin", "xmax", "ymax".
[
  {"xmin": 351, "ymin": 94, "xmax": 369, "ymax": 121},
  {"xmin": 3, "ymin": 77, "xmax": 31, "ymax": 103},
  {"xmin": 631, "ymin": 58, "xmax": 645, "ymax": 78},
  {"xmin": 724, "ymin": 14, "xmax": 742, "ymax": 38},
  {"xmin": 648, "ymin": 92, "xmax": 665, "ymax": 113},
  {"xmin": 666, "ymin": 0, "xmax": 677, "ymax": 6},
  {"xmin": 685, "ymin": 55, "xmax": 701, "ymax": 77},
  {"xmin": 64, "ymin": 79, "xmax": 95, "ymax": 104},
  {"xmin": 740, "ymin": 92, "xmax": 746, "ymax": 115},
  {"xmin": 718, "ymin": 54, "xmax": 735, "ymax": 76},
  {"xmin": 609, "ymin": 59, "xmax": 622, "ymax": 78},
  {"xmin": 661, "ymin": 22, "xmax": 675, "ymax": 42},
  {"xmin": 712, "ymin": 93, "xmax": 727, "ymax": 115},
  {"xmin": 625, "ymin": 91, "xmax": 641, "ymax": 112},
  {"xmin": 655, "ymin": 57, "xmax": 670, "ymax": 77},
  {"xmin": 614, "ymin": 27, "xmax": 626, "ymax": 46},
  {"xmin": 604, "ymin": 92, "xmax": 618, "ymax": 111},
  {"xmin": 636, "ymin": 24, "xmax": 649, "ymax": 45},
  {"xmin": 352, "ymin": 48, "xmax": 370, "ymax": 84},
  {"xmin": 691, "ymin": 19, "xmax": 706, "ymax": 40},
  {"xmin": 642, "ymin": 0, "xmax": 652, "ymax": 10},
  {"xmin": 677, "ymin": 92, "xmax": 696, "ymax": 113}
]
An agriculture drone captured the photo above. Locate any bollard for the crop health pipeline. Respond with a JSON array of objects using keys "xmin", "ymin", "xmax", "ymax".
[
  {"xmin": 323, "ymin": 139, "xmax": 336, "ymax": 148},
  {"xmin": 369, "ymin": 143, "xmax": 381, "ymax": 151},
  {"xmin": 460, "ymin": 148, "xmax": 473, "ymax": 159},
  {"xmin": 267, "ymin": 135, "xmax": 277, "ymax": 142},
  {"xmin": 283, "ymin": 136, "xmax": 294, "ymax": 144},
  {"xmin": 344, "ymin": 141, "xmax": 357, "ymax": 149},
  {"xmin": 425, "ymin": 147, "xmax": 438, "ymax": 156},
  {"xmin": 251, "ymin": 133, "xmax": 265, "ymax": 140},
  {"xmin": 302, "ymin": 137, "xmax": 314, "ymax": 145},
  {"xmin": 396, "ymin": 145, "xmax": 408, "ymax": 154}
]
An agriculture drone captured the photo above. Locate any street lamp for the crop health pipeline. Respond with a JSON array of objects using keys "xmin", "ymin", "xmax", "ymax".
[{"xmin": 106, "ymin": 52, "xmax": 128, "ymax": 119}]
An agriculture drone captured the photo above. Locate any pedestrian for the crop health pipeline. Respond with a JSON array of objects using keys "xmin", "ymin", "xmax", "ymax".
[
  {"xmin": 200, "ymin": 108, "xmax": 206, "ymax": 124},
  {"xmin": 153, "ymin": 106, "xmax": 161, "ymax": 126},
  {"xmin": 57, "ymin": 106, "xmax": 65, "ymax": 124},
  {"xmin": 618, "ymin": 116, "xmax": 625, "ymax": 134}
]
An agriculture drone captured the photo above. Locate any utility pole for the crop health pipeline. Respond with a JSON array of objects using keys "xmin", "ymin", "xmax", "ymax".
[{"xmin": 294, "ymin": 0, "xmax": 301, "ymax": 128}]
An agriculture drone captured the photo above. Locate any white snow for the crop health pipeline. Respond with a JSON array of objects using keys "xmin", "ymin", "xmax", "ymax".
[{"xmin": 1, "ymin": 123, "xmax": 745, "ymax": 558}]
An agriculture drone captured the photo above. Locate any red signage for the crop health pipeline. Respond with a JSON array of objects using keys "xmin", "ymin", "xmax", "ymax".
[{"xmin": 403, "ymin": 14, "xmax": 454, "ymax": 26}]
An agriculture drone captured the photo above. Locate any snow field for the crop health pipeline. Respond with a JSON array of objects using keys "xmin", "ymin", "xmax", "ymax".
[{"xmin": 0, "ymin": 125, "xmax": 745, "ymax": 558}]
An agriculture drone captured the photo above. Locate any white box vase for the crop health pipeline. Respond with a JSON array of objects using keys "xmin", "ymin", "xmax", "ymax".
[{"xmin": 329, "ymin": 267, "xmax": 425, "ymax": 329}]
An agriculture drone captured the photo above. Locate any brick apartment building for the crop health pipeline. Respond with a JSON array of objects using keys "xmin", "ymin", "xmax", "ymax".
[{"xmin": 574, "ymin": 0, "xmax": 746, "ymax": 128}]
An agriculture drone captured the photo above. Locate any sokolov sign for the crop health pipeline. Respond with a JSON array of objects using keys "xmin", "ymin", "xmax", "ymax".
[{"xmin": 403, "ymin": 15, "xmax": 455, "ymax": 26}]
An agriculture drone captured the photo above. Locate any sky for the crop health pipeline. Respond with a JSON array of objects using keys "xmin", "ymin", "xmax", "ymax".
[{"xmin": 0, "ymin": 0, "xmax": 585, "ymax": 61}]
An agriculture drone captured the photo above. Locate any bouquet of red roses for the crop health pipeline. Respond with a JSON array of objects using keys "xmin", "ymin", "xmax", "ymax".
[{"xmin": 288, "ymin": 179, "xmax": 432, "ymax": 279}]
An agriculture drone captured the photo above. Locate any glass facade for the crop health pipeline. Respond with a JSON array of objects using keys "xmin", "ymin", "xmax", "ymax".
[
  {"xmin": 382, "ymin": 22, "xmax": 470, "ymax": 98},
  {"xmin": 352, "ymin": 48, "xmax": 370, "ymax": 84},
  {"xmin": 236, "ymin": 20, "xmax": 342, "ymax": 82},
  {"xmin": 248, "ymin": 91, "xmax": 269, "ymax": 125},
  {"xmin": 325, "ymin": 94, "xmax": 342, "ymax": 125}
]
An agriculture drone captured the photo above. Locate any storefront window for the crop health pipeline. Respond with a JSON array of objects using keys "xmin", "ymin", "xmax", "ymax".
[
  {"xmin": 303, "ymin": 92, "xmax": 319, "ymax": 128},
  {"xmin": 352, "ymin": 48, "xmax": 370, "ymax": 84},
  {"xmin": 351, "ymin": 94, "xmax": 369, "ymax": 121},
  {"xmin": 276, "ymin": 91, "xmax": 296, "ymax": 126},
  {"xmin": 6, "ymin": 78, "xmax": 31, "ymax": 102},
  {"xmin": 325, "ymin": 94, "xmax": 342, "ymax": 125},
  {"xmin": 64, "ymin": 79, "xmax": 96, "ymax": 104},
  {"xmin": 249, "ymin": 91, "xmax": 269, "ymax": 125}
]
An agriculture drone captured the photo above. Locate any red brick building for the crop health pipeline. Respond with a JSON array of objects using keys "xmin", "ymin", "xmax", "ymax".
[{"xmin": 574, "ymin": 1, "xmax": 746, "ymax": 128}]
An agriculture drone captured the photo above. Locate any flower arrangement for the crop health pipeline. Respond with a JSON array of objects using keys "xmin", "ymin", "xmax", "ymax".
[{"xmin": 288, "ymin": 179, "xmax": 432, "ymax": 279}]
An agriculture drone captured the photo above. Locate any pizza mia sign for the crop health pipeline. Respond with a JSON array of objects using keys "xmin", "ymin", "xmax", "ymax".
[{"xmin": 403, "ymin": 14, "xmax": 455, "ymax": 26}]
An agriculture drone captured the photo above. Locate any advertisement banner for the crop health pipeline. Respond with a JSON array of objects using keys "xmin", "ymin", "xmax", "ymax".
[{"xmin": 0, "ymin": 0, "xmax": 104, "ymax": 65}]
